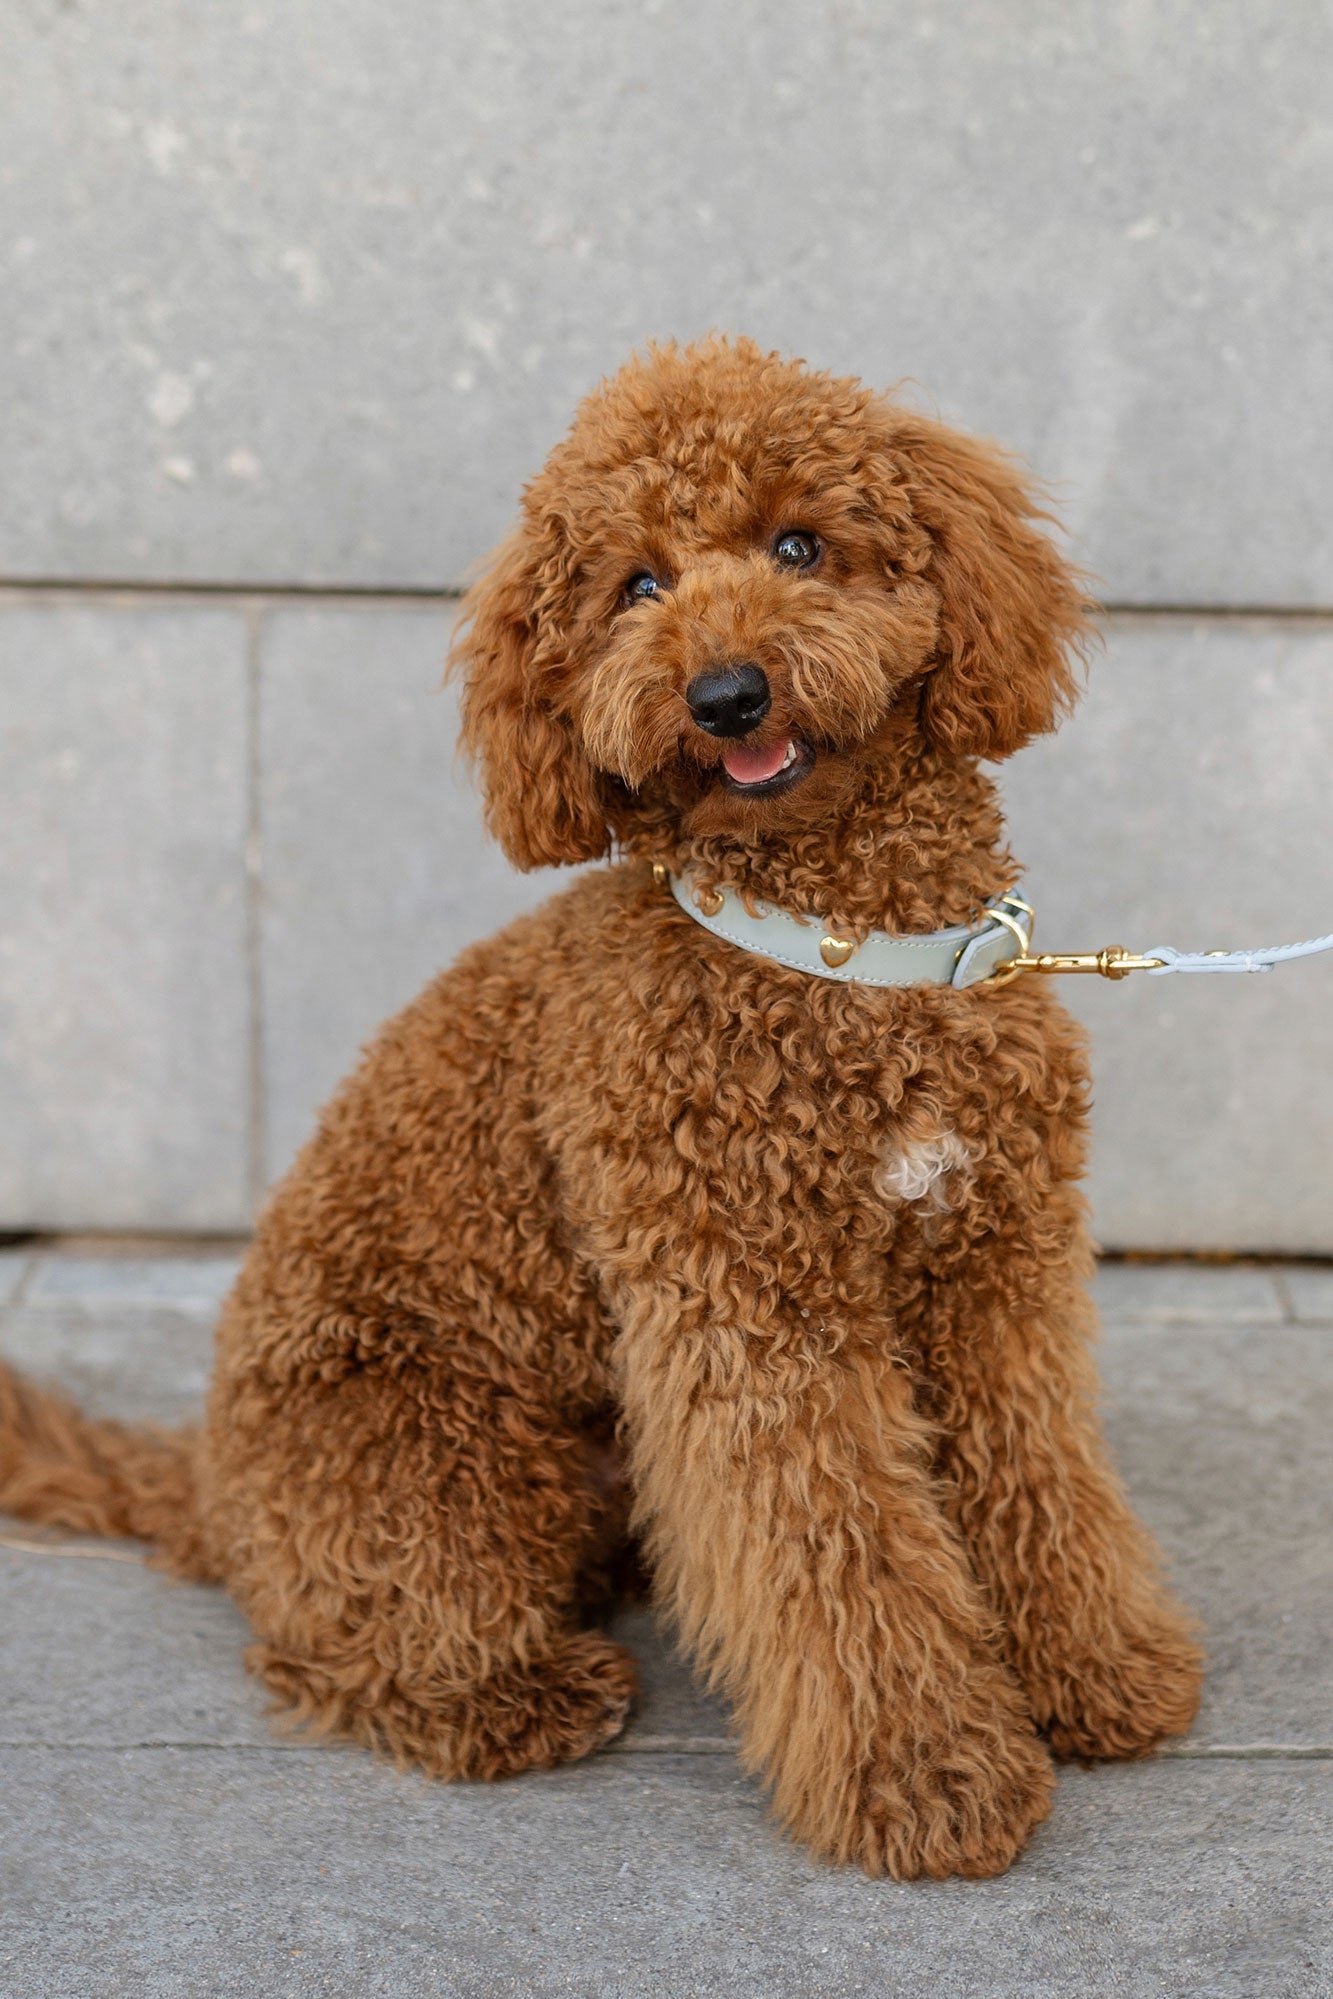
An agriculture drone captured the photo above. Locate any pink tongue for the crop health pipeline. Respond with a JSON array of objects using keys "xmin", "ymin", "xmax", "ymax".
[{"xmin": 722, "ymin": 739, "xmax": 790, "ymax": 785}]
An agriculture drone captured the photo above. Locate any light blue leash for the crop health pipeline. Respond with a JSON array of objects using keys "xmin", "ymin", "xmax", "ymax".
[
  {"xmin": 1142, "ymin": 932, "xmax": 1333, "ymax": 976},
  {"xmin": 990, "ymin": 912, "xmax": 1333, "ymax": 985}
]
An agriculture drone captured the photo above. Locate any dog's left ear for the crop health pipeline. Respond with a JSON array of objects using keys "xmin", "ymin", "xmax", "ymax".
[
  {"xmin": 451, "ymin": 529, "xmax": 610, "ymax": 870},
  {"xmin": 892, "ymin": 413, "xmax": 1093, "ymax": 761}
]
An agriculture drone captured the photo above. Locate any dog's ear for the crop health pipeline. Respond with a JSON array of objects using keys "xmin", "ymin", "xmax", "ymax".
[
  {"xmin": 452, "ymin": 529, "xmax": 610, "ymax": 870},
  {"xmin": 892, "ymin": 414, "xmax": 1093, "ymax": 761}
]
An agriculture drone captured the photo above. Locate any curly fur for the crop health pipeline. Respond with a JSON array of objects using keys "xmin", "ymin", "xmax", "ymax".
[{"xmin": 0, "ymin": 336, "xmax": 1202, "ymax": 1880}]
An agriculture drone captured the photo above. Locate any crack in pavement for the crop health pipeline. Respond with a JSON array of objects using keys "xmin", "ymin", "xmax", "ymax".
[{"xmin": 0, "ymin": 1737, "xmax": 1328, "ymax": 1759}]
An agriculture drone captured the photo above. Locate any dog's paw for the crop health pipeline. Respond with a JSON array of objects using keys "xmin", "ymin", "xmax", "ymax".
[
  {"xmin": 1029, "ymin": 1617, "xmax": 1204, "ymax": 1763},
  {"xmin": 843, "ymin": 1713, "xmax": 1056, "ymax": 1881},
  {"xmin": 434, "ymin": 1630, "xmax": 638, "ymax": 1779},
  {"xmin": 250, "ymin": 1628, "xmax": 638, "ymax": 1781}
]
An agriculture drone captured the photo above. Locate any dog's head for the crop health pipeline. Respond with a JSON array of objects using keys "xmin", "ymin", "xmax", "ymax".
[{"xmin": 454, "ymin": 337, "xmax": 1091, "ymax": 869}]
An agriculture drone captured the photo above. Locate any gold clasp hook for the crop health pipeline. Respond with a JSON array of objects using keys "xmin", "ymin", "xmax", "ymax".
[
  {"xmin": 992, "ymin": 946, "xmax": 1167, "ymax": 984},
  {"xmin": 979, "ymin": 894, "xmax": 1166, "ymax": 984}
]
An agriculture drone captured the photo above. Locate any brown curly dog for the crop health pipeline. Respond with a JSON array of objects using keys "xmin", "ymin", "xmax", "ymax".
[{"xmin": 0, "ymin": 336, "xmax": 1202, "ymax": 1880}]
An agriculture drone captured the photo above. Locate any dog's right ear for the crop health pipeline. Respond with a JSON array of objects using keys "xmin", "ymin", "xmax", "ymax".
[{"xmin": 451, "ymin": 530, "xmax": 610, "ymax": 870}]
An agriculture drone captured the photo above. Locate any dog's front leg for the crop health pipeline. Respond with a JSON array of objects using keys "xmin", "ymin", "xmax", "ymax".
[
  {"xmin": 610, "ymin": 1280, "xmax": 1054, "ymax": 1880},
  {"xmin": 909, "ymin": 1192, "xmax": 1204, "ymax": 1763}
]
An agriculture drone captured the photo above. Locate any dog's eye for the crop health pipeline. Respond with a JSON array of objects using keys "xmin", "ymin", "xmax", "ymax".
[
  {"xmin": 773, "ymin": 530, "xmax": 819, "ymax": 570},
  {"xmin": 624, "ymin": 571, "xmax": 663, "ymax": 604}
]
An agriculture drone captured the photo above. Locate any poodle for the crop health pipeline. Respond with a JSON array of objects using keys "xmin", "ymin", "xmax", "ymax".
[{"xmin": 0, "ymin": 336, "xmax": 1202, "ymax": 1880}]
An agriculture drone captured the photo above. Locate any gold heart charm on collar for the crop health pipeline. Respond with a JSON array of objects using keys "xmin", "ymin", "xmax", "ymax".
[
  {"xmin": 819, "ymin": 935, "xmax": 856, "ymax": 968},
  {"xmin": 695, "ymin": 887, "xmax": 725, "ymax": 918}
]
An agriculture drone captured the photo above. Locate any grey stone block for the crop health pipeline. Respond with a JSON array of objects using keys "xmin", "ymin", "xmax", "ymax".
[
  {"xmin": 0, "ymin": 1305, "xmax": 216, "ymax": 1426},
  {"xmin": 0, "ymin": 1252, "xmax": 32, "ymax": 1309},
  {"xmin": 1, "ymin": 1253, "xmax": 222, "ymax": 1429},
  {"xmin": 1093, "ymin": 1261, "xmax": 1285, "ymax": 1325},
  {"xmin": 0, "ymin": 599, "xmax": 252, "ymax": 1232},
  {"xmin": 0, "ymin": 1749, "xmax": 1327, "ymax": 1998},
  {"xmin": 1280, "ymin": 1265, "xmax": 1333, "ymax": 1324},
  {"xmin": 25, "ymin": 1252, "xmax": 244, "ymax": 1312},
  {"xmin": 2, "ymin": 5, "xmax": 1332, "ymax": 605},
  {"xmin": 1003, "ymin": 614, "xmax": 1333, "ymax": 1252},
  {"xmin": 257, "ymin": 605, "xmax": 562, "ymax": 1182}
]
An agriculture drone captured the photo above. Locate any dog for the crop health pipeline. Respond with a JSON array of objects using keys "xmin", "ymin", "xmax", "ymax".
[{"xmin": 0, "ymin": 336, "xmax": 1202, "ymax": 1880}]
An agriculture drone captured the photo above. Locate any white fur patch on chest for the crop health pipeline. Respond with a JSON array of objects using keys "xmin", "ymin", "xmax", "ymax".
[{"xmin": 874, "ymin": 1130, "xmax": 970, "ymax": 1209}]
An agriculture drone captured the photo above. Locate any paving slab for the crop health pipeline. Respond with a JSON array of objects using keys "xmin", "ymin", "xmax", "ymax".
[
  {"xmin": 1098, "ymin": 1316, "xmax": 1333, "ymax": 1751},
  {"xmin": 0, "ymin": 1546, "xmax": 266, "ymax": 1752},
  {"xmin": 0, "ymin": 1253, "xmax": 240, "ymax": 1425},
  {"xmin": 24, "ymin": 1253, "xmax": 244, "ymax": 1312},
  {"xmin": 1280, "ymin": 1265, "xmax": 1333, "ymax": 1325},
  {"xmin": 0, "ymin": 1554, "xmax": 716, "ymax": 1762},
  {"xmin": 0, "ymin": 1306, "xmax": 216, "ymax": 1429},
  {"xmin": 0, "ymin": 1750, "xmax": 1326, "ymax": 1999},
  {"xmin": 0, "ymin": 1303, "xmax": 221, "ymax": 1431},
  {"xmin": 608, "ymin": 1606, "xmax": 730, "ymax": 1754},
  {"xmin": 1093, "ymin": 1261, "xmax": 1286, "ymax": 1325},
  {"xmin": 1, "ymin": 1261, "xmax": 1328, "ymax": 1995},
  {"xmin": 0, "ymin": 1252, "xmax": 32, "ymax": 1309},
  {"xmin": 1, "ymin": 1272, "xmax": 1327, "ymax": 1754}
]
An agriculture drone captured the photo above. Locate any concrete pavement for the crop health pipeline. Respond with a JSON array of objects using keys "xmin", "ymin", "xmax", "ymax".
[{"xmin": 1, "ymin": 1247, "xmax": 1329, "ymax": 1997}]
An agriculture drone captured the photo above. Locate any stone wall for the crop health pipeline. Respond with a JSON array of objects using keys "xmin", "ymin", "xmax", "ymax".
[{"xmin": 3, "ymin": 2, "xmax": 1330, "ymax": 1246}]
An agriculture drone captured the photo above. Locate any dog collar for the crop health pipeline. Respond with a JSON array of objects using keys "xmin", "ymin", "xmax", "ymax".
[
  {"xmin": 662, "ymin": 867, "xmax": 1333, "ymax": 989},
  {"xmin": 662, "ymin": 868, "xmax": 1031, "ymax": 990}
]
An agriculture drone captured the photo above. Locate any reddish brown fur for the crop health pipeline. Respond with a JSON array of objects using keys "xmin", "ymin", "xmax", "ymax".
[{"xmin": 0, "ymin": 337, "xmax": 1201, "ymax": 1879}]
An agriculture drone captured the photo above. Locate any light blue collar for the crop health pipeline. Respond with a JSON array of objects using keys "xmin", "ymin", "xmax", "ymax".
[{"xmin": 665, "ymin": 870, "xmax": 1031, "ymax": 990}]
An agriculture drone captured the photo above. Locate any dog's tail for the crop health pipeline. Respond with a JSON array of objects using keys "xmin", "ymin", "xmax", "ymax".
[{"xmin": 0, "ymin": 1357, "xmax": 214, "ymax": 1578}]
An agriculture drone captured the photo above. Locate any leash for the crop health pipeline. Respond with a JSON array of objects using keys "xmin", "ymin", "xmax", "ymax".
[
  {"xmin": 660, "ymin": 867, "xmax": 1333, "ymax": 991},
  {"xmin": 984, "ymin": 896, "xmax": 1333, "ymax": 986}
]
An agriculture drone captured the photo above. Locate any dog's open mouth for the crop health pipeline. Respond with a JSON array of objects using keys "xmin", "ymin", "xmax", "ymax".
[{"xmin": 719, "ymin": 737, "xmax": 814, "ymax": 797}]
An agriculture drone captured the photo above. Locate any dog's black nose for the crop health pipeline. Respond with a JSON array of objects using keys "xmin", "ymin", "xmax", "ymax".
[{"xmin": 685, "ymin": 664, "xmax": 771, "ymax": 738}]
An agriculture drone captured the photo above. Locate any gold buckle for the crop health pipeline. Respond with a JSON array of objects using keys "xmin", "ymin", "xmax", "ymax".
[
  {"xmin": 971, "ymin": 907, "xmax": 1031, "ymax": 991},
  {"xmin": 977, "ymin": 899, "xmax": 1034, "ymax": 986}
]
